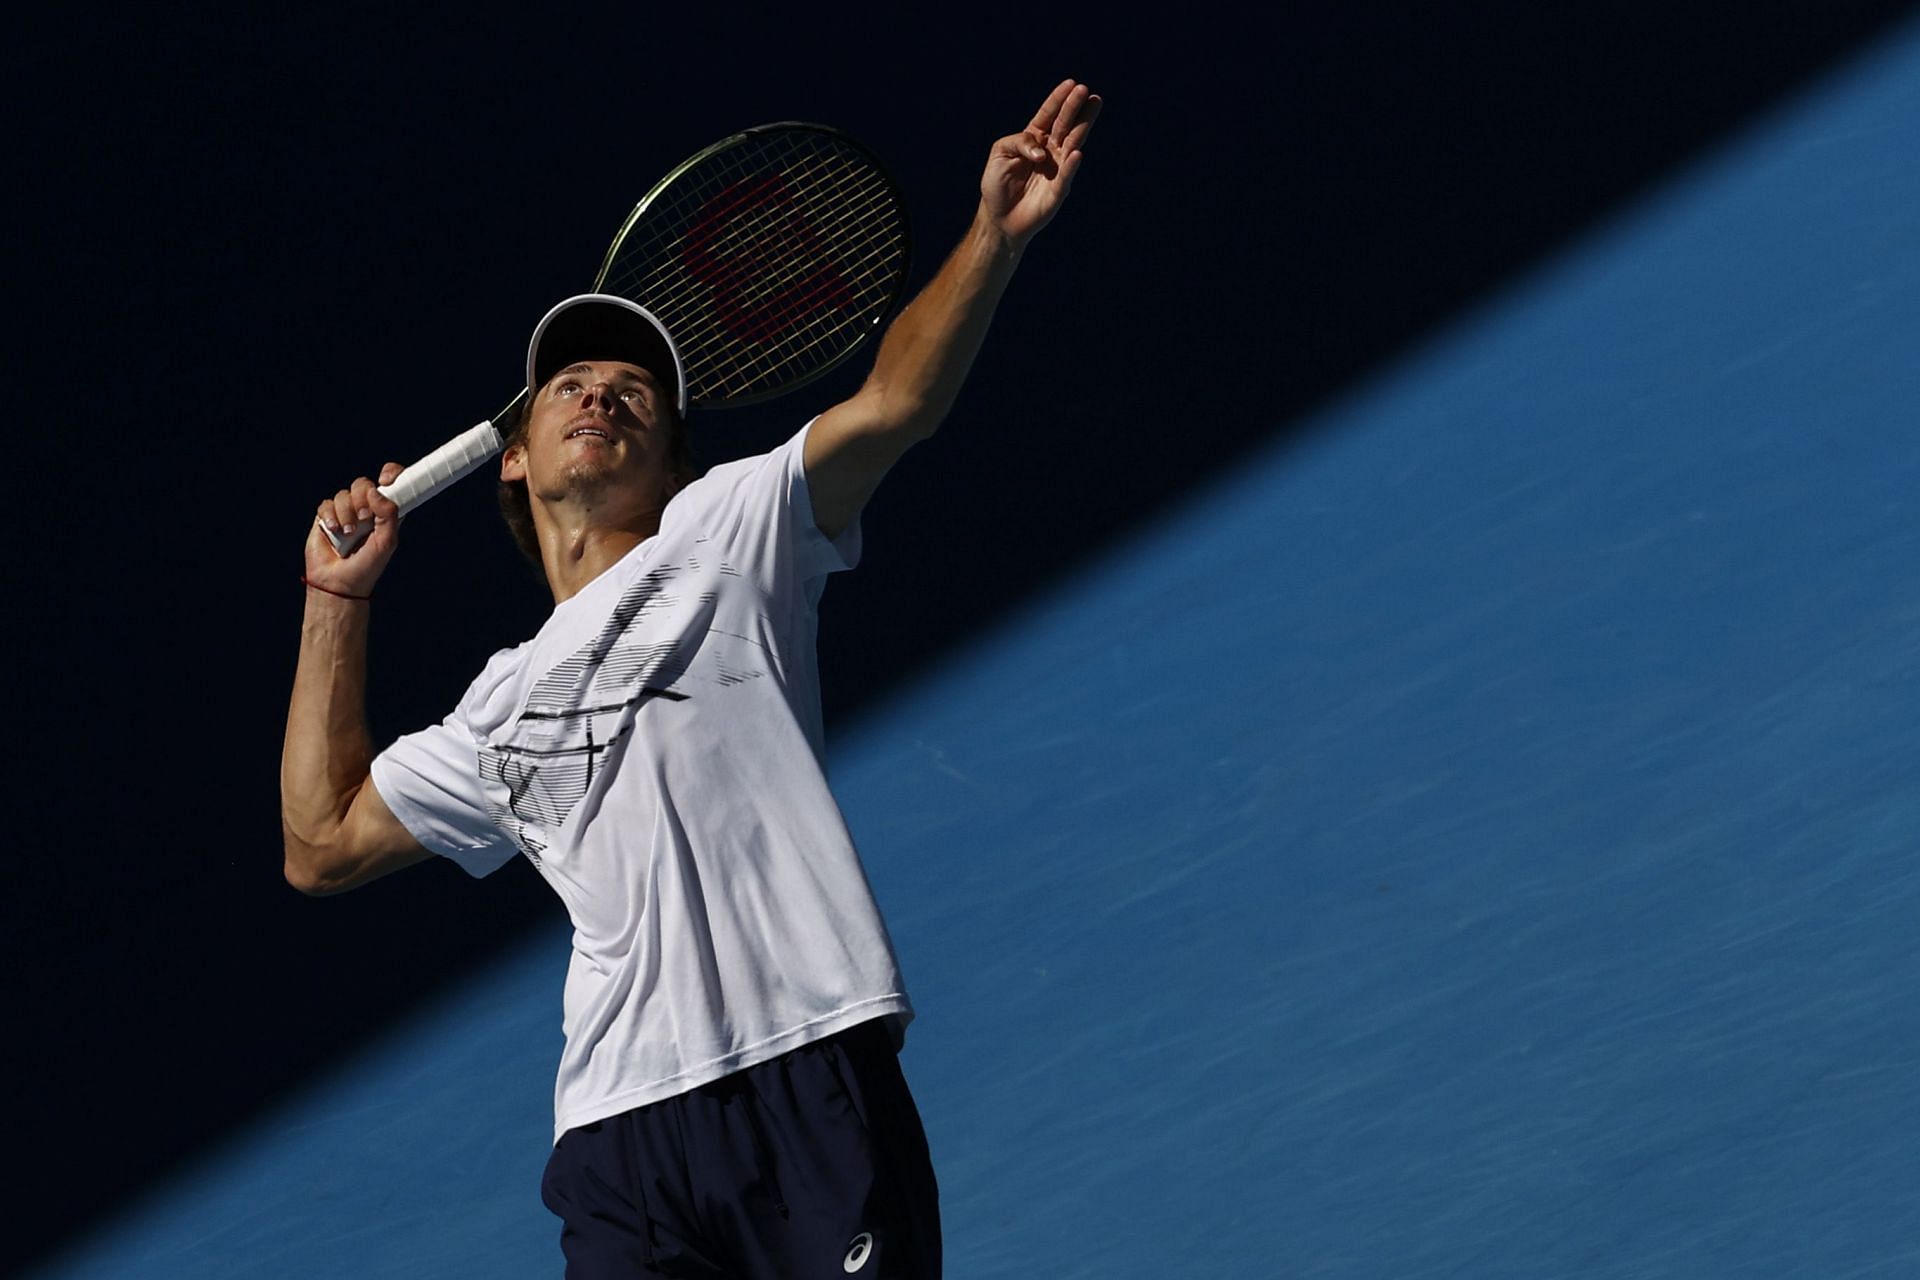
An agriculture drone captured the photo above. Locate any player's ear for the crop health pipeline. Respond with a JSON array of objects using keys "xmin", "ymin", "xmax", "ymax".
[{"xmin": 500, "ymin": 440, "xmax": 527, "ymax": 483}]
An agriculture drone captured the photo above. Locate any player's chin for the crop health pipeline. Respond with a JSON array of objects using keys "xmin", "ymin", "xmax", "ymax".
[
  {"xmin": 543, "ymin": 454, "xmax": 609, "ymax": 492},
  {"xmin": 561, "ymin": 452, "xmax": 662, "ymax": 497}
]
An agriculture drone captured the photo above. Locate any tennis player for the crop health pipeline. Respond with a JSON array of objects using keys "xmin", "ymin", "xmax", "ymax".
[{"xmin": 283, "ymin": 80, "xmax": 1099, "ymax": 1278}]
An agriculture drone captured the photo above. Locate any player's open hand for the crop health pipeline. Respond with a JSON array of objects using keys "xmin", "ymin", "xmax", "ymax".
[
  {"xmin": 981, "ymin": 79, "xmax": 1102, "ymax": 247},
  {"xmin": 303, "ymin": 463, "xmax": 404, "ymax": 600}
]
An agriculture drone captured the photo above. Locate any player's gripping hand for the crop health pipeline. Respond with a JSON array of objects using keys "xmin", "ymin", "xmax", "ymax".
[{"xmin": 303, "ymin": 463, "xmax": 405, "ymax": 600}]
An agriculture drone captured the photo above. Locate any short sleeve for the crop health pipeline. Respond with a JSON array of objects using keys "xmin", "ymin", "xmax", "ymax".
[
  {"xmin": 668, "ymin": 418, "xmax": 864, "ymax": 599},
  {"xmin": 787, "ymin": 417, "xmax": 863, "ymax": 580},
  {"xmin": 371, "ymin": 716, "xmax": 519, "ymax": 878},
  {"xmin": 695, "ymin": 418, "xmax": 860, "ymax": 591}
]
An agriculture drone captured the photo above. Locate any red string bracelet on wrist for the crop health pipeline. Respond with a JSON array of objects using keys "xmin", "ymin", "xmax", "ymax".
[{"xmin": 302, "ymin": 576, "xmax": 372, "ymax": 602}]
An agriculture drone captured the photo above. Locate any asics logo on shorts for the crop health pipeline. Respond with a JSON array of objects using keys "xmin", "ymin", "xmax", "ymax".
[{"xmin": 843, "ymin": 1230, "xmax": 875, "ymax": 1272}]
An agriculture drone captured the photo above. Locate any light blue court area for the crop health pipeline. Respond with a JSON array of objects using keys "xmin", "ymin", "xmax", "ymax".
[{"xmin": 41, "ymin": 23, "xmax": 1920, "ymax": 1280}]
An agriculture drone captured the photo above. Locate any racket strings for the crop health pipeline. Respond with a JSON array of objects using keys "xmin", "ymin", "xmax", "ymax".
[
  {"xmin": 658, "ymin": 192, "xmax": 900, "ymax": 381},
  {"xmin": 600, "ymin": 128, "xmax": 906, "ymax": 403},
  {"xmin": 676, "ymin": 218, "xmax": 902, "ymax": 390},
  {"xmin": 644, "ymin": 171, "xmax": 895, "ymax": 315},
  {"xmin": 617, "ymin": 136, "xmax": 883, "ymax": 282},
  {"xmin": 621, "ymin": 156, "xmax": 894, "ymax": 355}
]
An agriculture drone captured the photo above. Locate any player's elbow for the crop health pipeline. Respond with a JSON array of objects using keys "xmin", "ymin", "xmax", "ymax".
[
  {"xmin": 285, "ymin": 866, "xmax": 327, "ymax": 896},
  {"xmin": 282, "ymin": 831, "xmax": 355, "ymax": 897},
  {"xmin": 283, "ymin": 852, "xmax": 334, "ymax": 897}
]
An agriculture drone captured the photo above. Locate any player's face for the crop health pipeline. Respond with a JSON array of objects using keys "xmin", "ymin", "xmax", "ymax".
[{"xmin": 512, "ymin": 359, "xmax": 675, "ymax": 503}]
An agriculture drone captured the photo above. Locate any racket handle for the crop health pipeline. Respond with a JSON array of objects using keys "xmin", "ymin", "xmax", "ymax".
[{"xmin": 322, "ymin": 421, "xmax": 505, "ymax": 556}]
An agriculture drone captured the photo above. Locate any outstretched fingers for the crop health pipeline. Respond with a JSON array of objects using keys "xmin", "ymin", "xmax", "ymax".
[
  {"xmin": 985, "ymin": 79, "xmax": 1103, "ymax": 242},
  {"xmin": 1026, "ymin": 82, "xmax": 1102, "ymax": 173},
  {"xmin": 1027, "ymin": 78, "xmax": 1078, "ymax": 136},
  {"xmin": 1062, "ymin": 91, "xmax": 1101, "ymax": 151},
  {"xmin": 1053, "ymin": 85, "xmax": 1099, "ymax": 149}
]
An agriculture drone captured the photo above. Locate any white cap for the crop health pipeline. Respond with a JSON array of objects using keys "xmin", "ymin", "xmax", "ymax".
[{"xmin": 526, "ymin": 294, "xmax": 688, "ymax": 415}]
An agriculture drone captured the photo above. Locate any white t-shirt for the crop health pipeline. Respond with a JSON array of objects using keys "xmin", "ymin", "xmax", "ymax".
[{"xmin": 370, "ymin": 422, "xmax": 912, "ymax": 1142}]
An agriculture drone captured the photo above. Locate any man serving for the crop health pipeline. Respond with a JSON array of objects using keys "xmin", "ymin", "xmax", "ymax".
[{"xmin": 282, "ymin": 80, "xmax": 1099, "ymax": 1279}]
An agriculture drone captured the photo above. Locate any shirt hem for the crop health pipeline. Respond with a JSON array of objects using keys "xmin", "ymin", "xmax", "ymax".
[{"xmin": 551, "ymin": 994, "xmax": 914, "ymax": 1144}]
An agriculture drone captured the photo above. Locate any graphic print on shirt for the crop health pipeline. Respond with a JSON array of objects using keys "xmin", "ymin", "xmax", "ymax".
[{"xmin": 478, "ymin": 546, "xmax": 769, "ymax": 866}]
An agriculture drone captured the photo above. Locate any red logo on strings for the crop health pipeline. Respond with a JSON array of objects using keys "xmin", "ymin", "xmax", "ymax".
[{"xmin": 683, "ymin": 173, "xmax": 857, "ymax": 345}]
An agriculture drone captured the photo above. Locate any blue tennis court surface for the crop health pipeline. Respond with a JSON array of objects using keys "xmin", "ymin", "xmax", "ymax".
[{"xmin": 39, "ymin": 22, "xmax": 1920, "ymax": 1279}]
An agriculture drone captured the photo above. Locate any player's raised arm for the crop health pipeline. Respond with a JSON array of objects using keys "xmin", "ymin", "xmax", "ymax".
[
  {"xmin": 282, "ymin": 465, "xmax": 430, "ymax": 895},
  {"xmin": 805, "ymin": 79, "xmax": 1103, "ymax": 538}
]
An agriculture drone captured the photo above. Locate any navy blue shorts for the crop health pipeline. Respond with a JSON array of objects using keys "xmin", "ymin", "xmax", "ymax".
[{"xmin": 541, "ymin": 1019, "xmax": 941, "ymax": 1278}]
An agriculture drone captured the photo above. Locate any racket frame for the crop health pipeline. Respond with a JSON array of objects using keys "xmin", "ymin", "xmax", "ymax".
[{"xmin": 321, "ymin": 121, "xmax": 909, "ymax": 556}]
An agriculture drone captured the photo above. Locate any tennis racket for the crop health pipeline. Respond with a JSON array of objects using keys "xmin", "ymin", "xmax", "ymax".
[{"xmin": 324, "ymin": 122, "xmax": 911, "ymax": 555}]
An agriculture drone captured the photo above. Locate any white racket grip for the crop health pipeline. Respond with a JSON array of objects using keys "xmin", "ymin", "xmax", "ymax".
[{"xmin": 322, "ymin": 421, "xmax": 504, "ymax": 556}]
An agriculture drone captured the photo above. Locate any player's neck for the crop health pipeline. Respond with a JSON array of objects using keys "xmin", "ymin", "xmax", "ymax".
[{"xmin": 536, "ymin": 509, "xmax": 663, "ymax": 604}]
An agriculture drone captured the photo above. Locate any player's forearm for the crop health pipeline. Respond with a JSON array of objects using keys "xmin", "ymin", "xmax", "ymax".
[
  {"xmin": 281, "ymin": 591, "xmax": 380, "ymax": 880},
  {"xmin": 859, "ymin": 204, "xmax": 1024, "ymax": 438}
]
